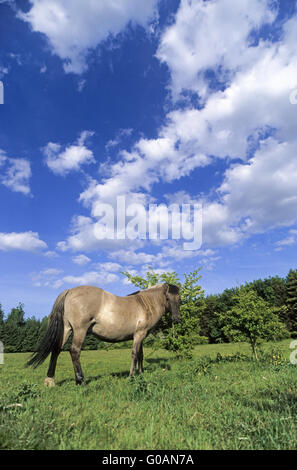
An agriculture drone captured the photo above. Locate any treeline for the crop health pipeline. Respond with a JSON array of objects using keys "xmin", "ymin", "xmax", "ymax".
[
  {"xmin": 0, "ymin": 303, "xmax": 101, "ymax": 353},
  {"xmin": 200, "ymin": 269, "xmax": 297, "ymax": 343},
  {"xmin": 1, "ymin": 268, "xmax": 297, "ymax": 353}
]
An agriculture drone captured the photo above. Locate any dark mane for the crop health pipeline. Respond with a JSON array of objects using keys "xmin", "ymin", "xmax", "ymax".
[
  {"xmin": 126, "ymin": 290, "xmax": 140, "ymax": 296},
  {"xmin": 126, "ymin": 283, "xmax": 179, "ymax": 297},
  {"xmin": 167, "ymin": 283, "xmax": 180, "ymax": 294}
]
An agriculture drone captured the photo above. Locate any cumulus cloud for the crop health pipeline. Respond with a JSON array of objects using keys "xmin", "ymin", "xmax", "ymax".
[
  {"xmin": 50, "ymin": 268, "xmax": 120, "ymax": 289},
  {"xmin": 0, "ymin": 231, "xmax": 47, "ymax": 251},
  {"xmin": 94, "ymin": 262, "xmax": 122, "ymax": 272},
  {"xmin": 56, "ymin": 211, "xmax": 148, "ymax": 253},
  {"xmin": 76, "ymin": 1, "xmax": 297, "ymax": 239},
  {"xmin": 275, "ymin": 229, "xmax": 297, "ymax": 251},
  {"xmin": 156, "ymin": 0, "xmax": 277, "ymax": 100},
  {"xmin": 33, "ymin": 261, "xmax": 122, "ymax": 289},
  {"xmin": 0, "ymin": 152, "xmax": 32, "ymax": 195},
  {"xmin": 18, "ymin": 0, "xmax": 159, "ymax": 73},
  {"xmin": 43, "ymin": 130, "xmax": 95, "ymax": 175},
  {"xmin": 55, "ymin": 0, "xmax": 297, "ymax": 259},
  {"xmin": 62, "ymin": 271, "xmax": 119, "ymax": 286},
  {"xmin": 32, "ymin": 268, "xmax": 63, "ymax": 287},
  {"xmin": 72, "ymin": 254, "xmax": 91, "ymax": 266}
]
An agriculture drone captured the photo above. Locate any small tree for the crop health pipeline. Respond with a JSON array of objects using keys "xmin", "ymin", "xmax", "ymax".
[
  {"xmin": 286, "ymin": 269, "xmax": 297, "ymax": 333},
  {"xmin": 122, "ymin": 267, "xmax": 205, "ymax": 358},
  {"xmin": 217, "ymin": 288, "xmax": 289, "ymax": 360},
  {"xmin": 2, "ymin": 303, "xmax": 26, "ymax": 352}
]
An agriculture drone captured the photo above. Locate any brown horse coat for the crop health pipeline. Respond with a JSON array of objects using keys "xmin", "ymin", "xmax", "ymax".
[{"xmin": 27, "ymin": 283, "xmax": 180, "ymax": 386}]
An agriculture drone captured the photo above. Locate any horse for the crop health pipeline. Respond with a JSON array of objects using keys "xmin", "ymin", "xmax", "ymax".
[{"xmin": 26, "ymin": 282, "xmax": 181, "ymax": 386}]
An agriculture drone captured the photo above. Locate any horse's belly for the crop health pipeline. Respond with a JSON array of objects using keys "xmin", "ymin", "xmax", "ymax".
[{"xmin": 92, "ymin": 313, "xmax": 135, "ymax": 342}]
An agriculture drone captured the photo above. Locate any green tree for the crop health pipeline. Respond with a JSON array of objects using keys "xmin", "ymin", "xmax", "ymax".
[
  {"xmin": 217, "ymin": 288, "xmax": 289, "ymax": 359},
  {"xmin": 201, "ymin": 288, "xmax": 241, "ymax": 344},
  {"xmin": 246, "ymin": 276, "xmax": 286, "ymax": 308},
  {"xmin": 122, "ymin": 266, "xmax": 179, "ymax": 291},
  {"xmin": 5, "ymin": 303, "xmax": 26, "ymax": 327},
  {"xmin": 200, "ymin": 295, "xmax": 226, "ymax": 343},
  {"xmin": 22, "ymin": 317, "xmax": 42, "ymax": 352},
  {"xmin": 122, "ymin": 267, "xmax": 205, "ymax": 358},
  {"xmin": 2, "ymin": 303, "xmax": 26, "ymax": 352},
  {"xmin": 286, "ymin": 269, "xmax": 297, "ymax": 333},
  {"xmin": 0, "ymin": 303, "xmax": 4, "ymax": 325},
  {"xmin": 0, "ymin": 303, "xmax": 4, "ymax": 348}
]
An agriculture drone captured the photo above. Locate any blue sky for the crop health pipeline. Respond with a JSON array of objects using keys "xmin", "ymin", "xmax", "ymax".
[{"xmin": 1, "ymin": 0, "xmax": 297, "ymax": 318}]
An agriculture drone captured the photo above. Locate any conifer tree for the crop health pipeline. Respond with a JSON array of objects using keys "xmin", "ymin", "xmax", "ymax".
[{"xmin": 286, "ymin": 269, "xmax": 297, "ymax": 332}]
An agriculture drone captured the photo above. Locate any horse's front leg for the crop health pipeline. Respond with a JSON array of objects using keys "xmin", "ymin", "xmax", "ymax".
[{"xmin": 129, "ymin": 331, "xmax": 146, "ymax": 376}]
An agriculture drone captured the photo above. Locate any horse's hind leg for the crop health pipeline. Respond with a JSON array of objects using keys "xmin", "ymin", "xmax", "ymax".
[
  {"xmin": 70, "ymin": 328, "xmax": 87, "ymax": 385},
  {"xmin": 137, "ymin": 343, "xmax": 144, "ymax": 374},
  {"xmin": 44, "ymin": 324, "xmax": 72, "ymax": 387}
]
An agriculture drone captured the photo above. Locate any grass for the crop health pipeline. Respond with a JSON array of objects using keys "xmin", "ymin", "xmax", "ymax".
[{"xmin": 0, "ymin": 339, "xmax": 296, "ymax": 450}]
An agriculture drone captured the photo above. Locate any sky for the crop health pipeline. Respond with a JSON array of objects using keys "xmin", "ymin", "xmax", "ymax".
[{"xmin": 1, "ymin": 0, "xmax": 297, "ymax": 319}]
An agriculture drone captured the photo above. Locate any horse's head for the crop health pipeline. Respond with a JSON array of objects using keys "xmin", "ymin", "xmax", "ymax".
[{"xmin": 163, "ymin": 283, "xmax": 181, "ymax": 323}]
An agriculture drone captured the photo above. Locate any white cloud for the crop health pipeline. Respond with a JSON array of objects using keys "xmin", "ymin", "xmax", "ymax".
[
  {"xmin": 72, "ymin": 254, "xmax": 91, "ymax": 265},
  {"xmin": 105, "ymin": 128, "xmax": 133, "ymax": 151},
  {"xmin": 33, "ymin": 262, "xmax": 121, "ymax": 289},
  {"xmin": 110, "ymin": 249, "xmax": 162, "ymax": 265},
  {"xmin": 0, "ymin": 231, "xmax": 47, "ymax": 252},
  {"xmin": 0, "ymin": 65, "xmax": 9, "ymax": 78},
  {"xmin": 56, "ymin": 1, "xmax": 297, "ymax": 255},
  {"xmin": 43, "ymin": 130, "xmax": 95, "ymax": 175},
  {"xmin": 156, "ymin": 0, "xmax": 277, "ymax": 100},
  {"xmin": 275, "ymin": 229, "xmax": 297, "ymax": 251},
  {"xmin": 110, "ymin": 242, "xmax": 217, "ymax": 269},
  {"xmin": 44, "ymin": 250, "xmax": 59, "ymax": 258},
  {"xmin": 78, "ymin": 134, "xmax": 210, "ymax": 223},
  {"xmin": 57, "ymin": 214, "xmax": 144, "ymax": 253},
  {"xmin": 0, "ymin": 153, "xmax": 32, "ymax": 195},
  {"xmin": 18, "ymin": 0, "xmax": 159, "ymax": 73},
  {"xmin": 32, "ymin": 268, "xmax": 63, "ymax": 287},
  {"xmin": 42, "ymin": 268, "xmax": 61, "ymax": 276},
  {"xmin": 62, "ymin": 270, "xmax": 119, "ymax": 286},
  {"xmin": 77, "ymin": 78, "xmax": 86, "ymax": 92},
  {"xmin": 94, "ymin": 262, "xmax": 122, "ymax": 272},
  {"xmin": 200, "ymin": 136, "xmax": 297, "ymax": 246}
]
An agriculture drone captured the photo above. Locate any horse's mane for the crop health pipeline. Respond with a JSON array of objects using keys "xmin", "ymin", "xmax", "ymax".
[
  {"xmin": 126, "ymin": 283, "xmax": 164, "ymax": 297},
  {"xmin": 126, "ymin": 283, "xmax": 179, "ymax": 297},
  {"xmin": 126, "ymin": 283, "xmax": 179, "ymax": 318},
  {"xmin": 126, "ymin": 290, "xmax": 140, "ymax": 297}
]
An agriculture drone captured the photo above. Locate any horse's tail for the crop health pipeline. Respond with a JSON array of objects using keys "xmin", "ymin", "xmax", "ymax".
[{"xmin": 26, "ymin": 289, "xmax": 69, "ymax": 368}]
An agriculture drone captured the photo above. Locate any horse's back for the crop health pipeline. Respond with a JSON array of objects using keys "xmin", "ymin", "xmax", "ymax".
[
  {"xmin": 64, "ymin": 285, "xmax": 107, "ymax": 326},
  {"xmin": 63, "ymin": 286, "xmax": 141, "ymax": 340}
]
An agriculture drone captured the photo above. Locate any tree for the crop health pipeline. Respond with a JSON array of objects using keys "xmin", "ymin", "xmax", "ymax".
[
  {"xmin": 2, "ymin": 303, "xmax": 26, "ymax": 352},
  {"xmin": 0, "ymin": 303, "xmax": 4, "ymax": 349},
  {"xmin": 0, "ymin": 303, "xmax": 4, "ymax": 325},
  {"xmin": 200, "ymin": 295, "xmax": 226, "ymax": 343},
  {"xmin": 286, "ymin": 269, "xmax": 297, "ymax": 333},
  {"xmin": 217, "ymin": 288, "xmax": 289, "ymax": 359},
  {"xmin": 201, "ymin": 288, "xmax": 241, "ymax": 344},
  {"xmin": 246, "ymin": 276, "xmax": 286, "ymax": 308},
  {"xmin": 22, "ymin": 317, "xmax": 42, "ymax": 352},
  {"xmin": 122, "ymin": 267, "xmax": 205, "ymax": 357}
]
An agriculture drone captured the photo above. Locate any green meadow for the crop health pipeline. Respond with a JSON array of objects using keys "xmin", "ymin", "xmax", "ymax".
[{"xmin": 0, "ymin": 339, "xmax": 296, "ymax": 450}]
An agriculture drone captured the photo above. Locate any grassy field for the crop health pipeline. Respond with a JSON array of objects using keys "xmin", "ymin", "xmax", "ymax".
[{"xmin": 0, "ymin": 339, "xmax": 296, "ymax": 450}]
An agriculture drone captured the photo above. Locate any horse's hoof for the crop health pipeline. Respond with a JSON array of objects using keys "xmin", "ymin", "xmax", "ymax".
[{"xmin": 44, "ymin": 377, "xmax": 55, "ymax": 387}]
